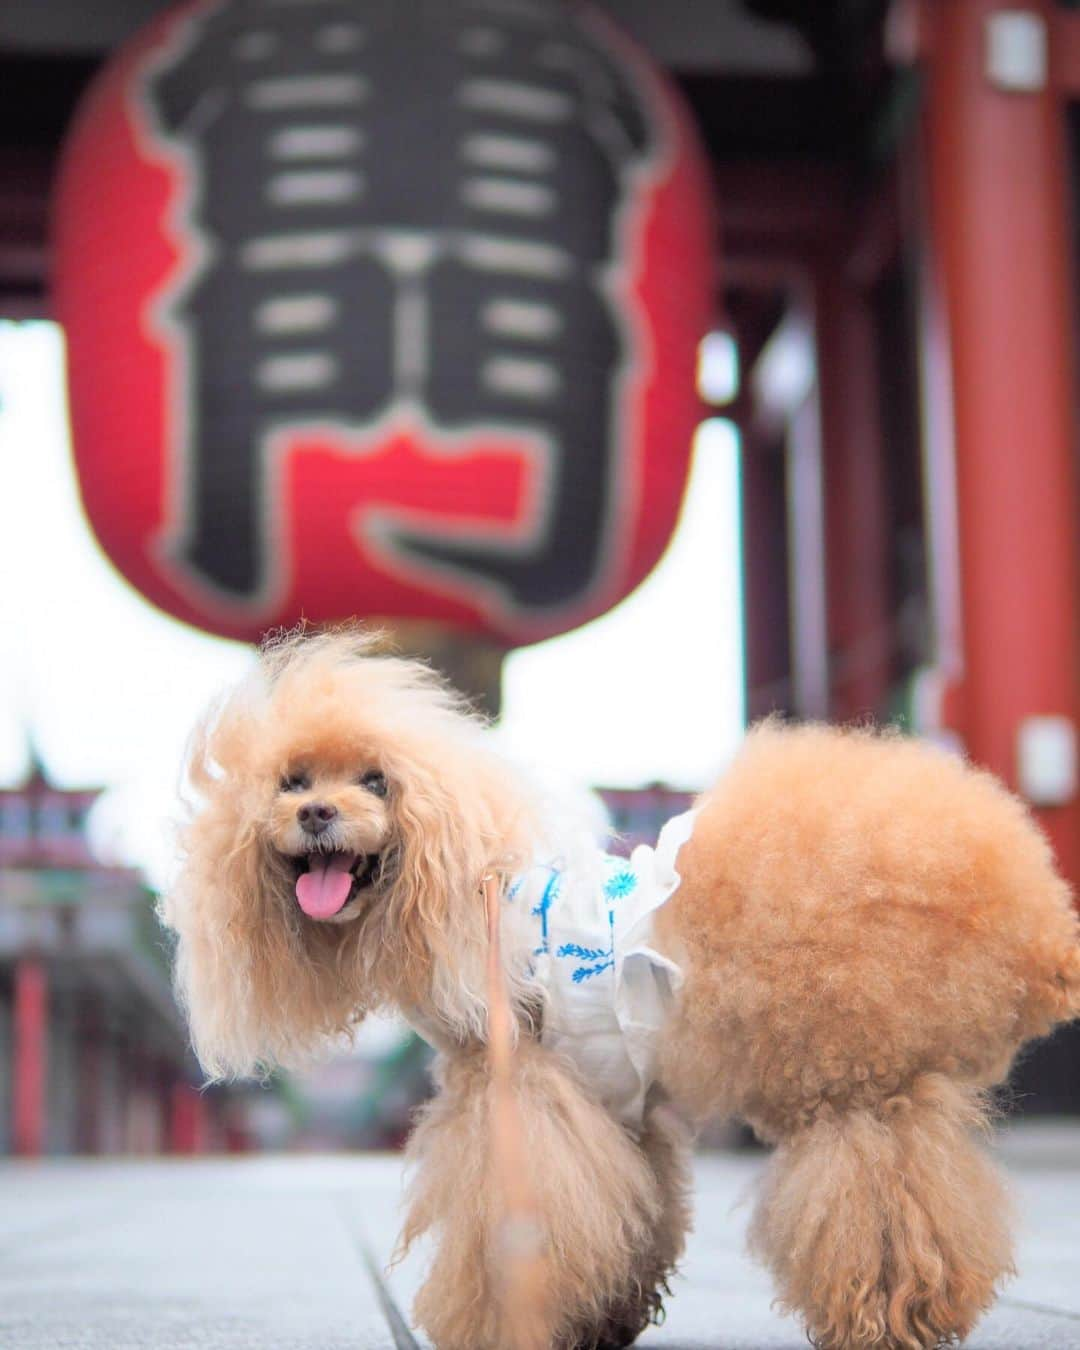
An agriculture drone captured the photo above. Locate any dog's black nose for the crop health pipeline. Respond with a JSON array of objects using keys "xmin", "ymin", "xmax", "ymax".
[{"xmin": 297, "ymin": 802, "xmax": 338, "ymax": 834}]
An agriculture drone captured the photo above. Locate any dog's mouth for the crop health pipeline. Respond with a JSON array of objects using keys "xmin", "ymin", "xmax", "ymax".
[{"xmin": 290, "ymin": 851, "xmax": 382, "ymax": 920}]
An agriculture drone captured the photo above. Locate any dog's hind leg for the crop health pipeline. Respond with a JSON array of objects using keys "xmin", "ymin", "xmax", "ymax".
[
  {"xmin": 582, "ymin": 1100, "xmax": 694, "ymax": 1350},
  {"xmin": 400, "ymin": 1040, "xmax": 667, "ymax": 1350},
  {"xmin": 749, "ymin": 1074, "xmax": 1014, "ymax": 1350}
]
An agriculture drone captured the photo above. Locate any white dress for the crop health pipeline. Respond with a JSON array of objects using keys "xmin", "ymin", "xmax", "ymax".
[{"xmin": 505, "ymin": 810, "xmax": 697, "ymax": 1130}]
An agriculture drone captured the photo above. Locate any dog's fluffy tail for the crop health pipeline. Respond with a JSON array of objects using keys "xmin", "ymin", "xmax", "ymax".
[{"xmin": 749, "ymin": 1074, "xmax": 1014, "ymax": 1350}]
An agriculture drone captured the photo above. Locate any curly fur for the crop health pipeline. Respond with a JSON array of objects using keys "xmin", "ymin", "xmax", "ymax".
[
  {"xmin": 747, "ymin": 1075, "xmax": 1014, "ymax": 1350},
  {"xmin": 656, "ymin": 721, "xmax": 1080, "ymax": 1348},
  {"xmin": 164, "ymin": 634, "xmax": 1080, "ymax": 1350},
  {"xmin": 400, "ymin": 1041, "xmax": 689, "ymax": 1350}
]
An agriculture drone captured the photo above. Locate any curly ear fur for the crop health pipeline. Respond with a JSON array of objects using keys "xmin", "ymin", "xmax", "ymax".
[{"xmin": 160, "ymin": 629, "xmax": 544, "ymax": 1079}]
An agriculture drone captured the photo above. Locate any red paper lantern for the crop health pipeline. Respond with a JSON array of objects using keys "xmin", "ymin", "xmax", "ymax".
[{"xmin": 53, "ymin": 0, "xmax": 715, "ymax": 646}]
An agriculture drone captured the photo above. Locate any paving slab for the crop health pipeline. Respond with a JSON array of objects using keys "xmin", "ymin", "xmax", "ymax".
[{"xmin": 1, "ymin": 1122, "xmax": 1078, "ymax": 1349}]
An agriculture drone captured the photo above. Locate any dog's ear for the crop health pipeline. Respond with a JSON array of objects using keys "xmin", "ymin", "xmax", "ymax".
[{"xmin": 161, "ymin": 704, "xmax": 366, "ymax": 1081}]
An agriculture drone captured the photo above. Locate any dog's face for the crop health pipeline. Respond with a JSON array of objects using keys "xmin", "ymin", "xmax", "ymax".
[
  {"xmin": 166, "ymin": 630, "xmax": 543, "ymax": 1079},
  {"xmin": 268, "ymin": 753, "xmax": 396, "ymax": 924}
]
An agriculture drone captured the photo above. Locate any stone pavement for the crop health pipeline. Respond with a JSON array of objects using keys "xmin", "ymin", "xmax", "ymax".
[{"xmin": 2, "ymin": 1122, "xmax": 1079, "ymax": 1349}]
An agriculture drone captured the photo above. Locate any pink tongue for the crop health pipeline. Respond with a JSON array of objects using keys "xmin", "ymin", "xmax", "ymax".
[{"xmin": 295, "ymin": 853, "xmax": 357, "ymax": 919}]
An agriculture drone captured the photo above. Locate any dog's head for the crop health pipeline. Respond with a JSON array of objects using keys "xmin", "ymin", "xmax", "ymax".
[{"xmin": 162, "ymin": 628, "xmax": 540, "ymax": 1080}]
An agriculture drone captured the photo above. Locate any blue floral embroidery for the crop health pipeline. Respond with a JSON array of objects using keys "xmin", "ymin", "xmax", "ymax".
[
  {"xmin": 519, "ymin": 854, "xmax": 641, "ymax": 982},
  {"xmin": 531, "ymin": 868, "xmax": 562, "ymax": 956},
  {"xmin": 569, "ymin": 958, "xmax": 614, "ymax": 983},
  {"xmin": 556, "ymin": 866, "xmax": 622, "ymax": 981},
  {"xmin": 556, "ymin": 943, "xmax": 614, "ymax": 983},
  {"xmin": 556, "ymin": 943, "xmax": 608, "ymax": 961},
  {"xmin": 602, "ymin": 865, "xmax": 638, "ymax": 901}
]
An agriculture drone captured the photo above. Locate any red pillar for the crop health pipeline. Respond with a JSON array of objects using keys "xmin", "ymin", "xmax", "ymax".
[
  {"xmin": 13, "ymin": 959, "xmax": 47, "ymax": 1158},
  {"xmin": 815, "ymin": 262, "xmax": 892, "ymax": 721},
  {"xmin": 923, "ymin": 0, "xmax": 1080, "ymax": 879},
  {"xmin": 169, "ymin": 1081, "xmax": 208, "ymax": 1154}
]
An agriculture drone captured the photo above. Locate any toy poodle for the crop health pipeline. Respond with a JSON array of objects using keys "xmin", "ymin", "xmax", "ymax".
[{"xmin": 163, "ymin": 628, "xmax": 1080, "ymax": 1350}]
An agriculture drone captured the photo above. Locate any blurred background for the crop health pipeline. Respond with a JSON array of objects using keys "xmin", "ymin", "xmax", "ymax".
[{"xmin": 1, "ymin": 0, "xmax": 1079, "ymax": 1160}]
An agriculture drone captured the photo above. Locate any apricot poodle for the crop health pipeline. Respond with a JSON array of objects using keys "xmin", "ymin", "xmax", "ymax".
[{"xmin": 163, "ymin": 629, "xmax": 1080, "ymax": 1349}]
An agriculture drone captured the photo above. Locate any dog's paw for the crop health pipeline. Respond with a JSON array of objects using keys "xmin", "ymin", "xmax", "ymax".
[{"xmin": 565, "ymin": 1289, "xmax": 664, "ymax": 1350}]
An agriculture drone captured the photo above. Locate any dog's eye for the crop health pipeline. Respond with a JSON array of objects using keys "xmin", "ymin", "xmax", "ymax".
[
  {"xmin": 359, "ymin": 770, "xmax": 388, "ymax": 798},
  {"xmin": 280, "ymin": 772, "xmax": 310, "ymax": 793}
]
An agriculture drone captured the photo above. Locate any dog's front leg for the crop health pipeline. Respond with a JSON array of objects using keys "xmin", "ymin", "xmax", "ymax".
[{"xmin": 399, "ymin": 1038, "xmax": 667, "ymax": 1350}]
